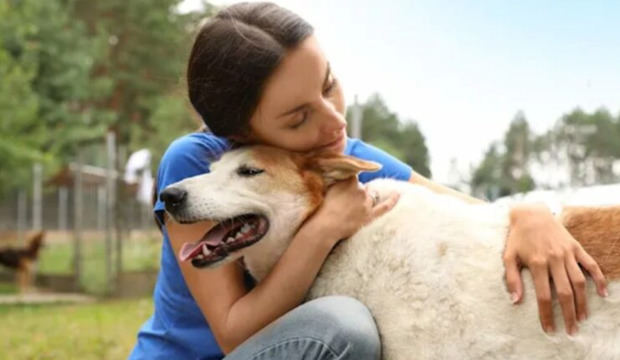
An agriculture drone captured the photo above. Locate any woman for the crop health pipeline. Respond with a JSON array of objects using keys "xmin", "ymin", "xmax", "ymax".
[{"xmin": 130, "ymin": 3, "xmax": 608, "ymax": 359}]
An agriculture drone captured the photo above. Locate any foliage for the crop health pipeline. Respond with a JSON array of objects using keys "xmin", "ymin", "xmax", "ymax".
[
  {"xmin": 0, "ymin": 0, "xmax": 214, "ymax": 195},
  {"xmin": 71, "ymin": 0, "xmax": 210, "ymax": 149},
  {"xmin": 471, "ymin": 112, "xmax": 536, "ymax": 200},
  {"xmin": 1, "ymin": 0, "xmax": 110, "ymax": 193},
  {"xmin": 549, "ymin": 108, "xmax": 620, "ymax": 186},
  {"xmin": 0, "ymin": 0, "xmax": 46, "ymax": 191},
  {"xmin": 348, "ymin": 94, "xmax": 431, "ymax": 177},
  {"xmin": 471, "ymin": 108, "xmax": 620, "ymax": 198}
]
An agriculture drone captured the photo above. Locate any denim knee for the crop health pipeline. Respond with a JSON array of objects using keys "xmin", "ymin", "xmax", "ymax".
[
  {"xmin": 224, "ymin": 296, "xmax": 381, "ymax": 360},
  {"xmin": 303, "ymin": 296, "xmax": 381, "ymax": 360}
]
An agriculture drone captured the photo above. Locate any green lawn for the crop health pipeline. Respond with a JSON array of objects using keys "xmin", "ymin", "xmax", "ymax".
[
  {"xmin": 0, "ymin": 282, "xmax": 18, "ymax": 294},
  {"xmin": 0, "ymin": 298, "xmax": 153, "ymax": 359}
]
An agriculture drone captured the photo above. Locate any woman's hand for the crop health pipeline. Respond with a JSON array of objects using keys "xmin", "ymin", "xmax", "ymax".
[
  {"xmin": 503, "ymin": 203, "xmax": 608, "ymax": 335},
  {"xmin": 306, "ymin": 178, "xmax": 400, "ymax": 247}
]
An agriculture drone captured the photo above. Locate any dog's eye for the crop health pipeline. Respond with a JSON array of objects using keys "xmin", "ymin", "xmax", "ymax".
[{"xmin": 236, "ymin": 165, "xmax": 264, "ymax": 177}]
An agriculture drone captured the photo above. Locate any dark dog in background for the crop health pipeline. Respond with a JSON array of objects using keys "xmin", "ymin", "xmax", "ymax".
[{"xmin": 0, "ymin": 232, "xmax": 44, "ymax": 293}]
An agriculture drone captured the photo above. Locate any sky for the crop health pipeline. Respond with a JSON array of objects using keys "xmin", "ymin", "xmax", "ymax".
[{"xmin": 179, "ymin": 0, "xmax": 620, "ymax": 183}]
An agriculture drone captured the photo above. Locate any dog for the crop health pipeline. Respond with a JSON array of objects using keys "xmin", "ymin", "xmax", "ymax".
[
  {"xmin": 161, "ymin": 145, "xmax": 620, "ymax": 360},
  {"xmin": 0, "ymin": 231, "xmax": 44, "ymax": 293}
]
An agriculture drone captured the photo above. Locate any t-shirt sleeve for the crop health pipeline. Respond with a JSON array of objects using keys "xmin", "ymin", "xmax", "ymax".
[
  {"xmin": 347, "ymin": 138, "xmax": 413, "ymax": 183},
  {"xmin": 153, "ymin": 134, "xmax": 228, "ymax": 226}
]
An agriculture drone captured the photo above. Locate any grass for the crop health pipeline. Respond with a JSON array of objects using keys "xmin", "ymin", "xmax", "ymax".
[
  {"xmin": 0, "ymin": 298, "xmax": 153, "ymax": 359},
  {"xmin": 0, "ymin": 232, "xmax": 161, "ymax": 357},
  {"xmin": 0, "ymin": 282, "xmax": 18, "ymax": 294}
]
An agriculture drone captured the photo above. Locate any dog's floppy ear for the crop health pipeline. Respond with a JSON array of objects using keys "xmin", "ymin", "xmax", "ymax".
[{"xmin": 310, "ymin": 153, "xmax": 382, "ymax": 186}]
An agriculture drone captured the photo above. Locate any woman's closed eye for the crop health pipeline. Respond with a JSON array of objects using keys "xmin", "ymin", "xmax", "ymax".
[
  {"xmin": 289, "ymin": 109, "xmax": 310, "ymax": 129},
  {"xmin": 287, "ymin": 76, "xmax": 338, "ymax": 130},
  {"xmin": 323, "ymin": 77, "xmax": 337, "ymax": 96}
]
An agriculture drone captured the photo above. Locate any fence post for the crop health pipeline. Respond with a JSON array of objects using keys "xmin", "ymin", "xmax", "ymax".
[
  {"xmin": 17, "ymin": 189, "xmax": 27, "ymax": 244},
  {"xmin": 97, "ymin": 186, "xmax": 106, "ymax": 231},
  {"xmin": 115, "ymin": 145, "xmax": 126, "ymax": 279},
  {"xmin": 32, "ymin": 163, "xmax": 42, "ymax": 230},
  {"xmin": 58, "ymin": 187, "xmax": 68, "ymax": 230},
  {"xmin": 105, "ymin": 131, "xmax": 117, "ymax": 293},
  {"xmin": 73, "ymin": 157, "xmax": 83, "ymax": 291}
]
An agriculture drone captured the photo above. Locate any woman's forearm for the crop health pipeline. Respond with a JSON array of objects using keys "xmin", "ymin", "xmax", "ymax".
[
  {"xmin": 223, "ymin": 221, "xmax": 336, "ymax": 351},
  {"xmin": 408, "ymin": 171, "xmax": 484, "ymax": 204}
]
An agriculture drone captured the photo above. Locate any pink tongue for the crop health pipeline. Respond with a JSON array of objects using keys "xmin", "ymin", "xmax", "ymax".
[{"xmin": 178, "ymin": 224, "xmax": 231, "ymax": 262}]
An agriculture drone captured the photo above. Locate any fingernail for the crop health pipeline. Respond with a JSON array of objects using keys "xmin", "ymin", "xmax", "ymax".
[
  {"xmin": 569, "ymin": 325, "xmax": 577, "ymax": 336},
  {"xmin": 545, "ymin": 326, "xmax": 554, "ymax": 334},
  {"xmin": 604, "ymin": 289, "xmax": 609, "ymax": 297},
  {"xmin": 510, "ymin": 292, "xmax": 519, "ymax": 304},
  {"xmin": 579, "ymin": 313, "xmax": 586, "ymax": 322}
]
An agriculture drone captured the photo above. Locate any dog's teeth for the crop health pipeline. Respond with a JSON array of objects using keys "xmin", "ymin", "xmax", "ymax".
[
  {"xmin": 202, "ymin": 244, "xmax": 210, "ymax": 256},
  {"xmin": 226, "ymin": 237, "xmax": 235, "ymax": 243},
  {"xmin": 196, "ymin": 254, "xmax": 204, "ymax": 260},
  {"xmin": 241, "ymin": 224, "xmax": 252, "ymax": 233}
]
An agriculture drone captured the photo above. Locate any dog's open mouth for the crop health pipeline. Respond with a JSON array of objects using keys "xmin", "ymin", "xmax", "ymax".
[{"xmin": 179, "ymin": 214, "xmax": 269, "ymax": 268}]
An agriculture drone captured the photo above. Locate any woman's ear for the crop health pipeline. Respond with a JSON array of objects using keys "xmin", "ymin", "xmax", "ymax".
[{"xmin": 309, "ymin": 153, "xmax": 382, "ymax": 186}]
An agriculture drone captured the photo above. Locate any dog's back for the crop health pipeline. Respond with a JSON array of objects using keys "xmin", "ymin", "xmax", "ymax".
[{"xmin": 306, "ymin": 179, "xmax": 620, "ymax": 360}]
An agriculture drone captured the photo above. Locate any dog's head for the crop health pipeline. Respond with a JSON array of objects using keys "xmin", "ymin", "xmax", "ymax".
[
  {"xmin": 160, "ymin": 145, "xmax": 380, "ymax": 273},
  {"xmin": 28, "ymin": 231, "xmax": 45, "ymax": 255}
]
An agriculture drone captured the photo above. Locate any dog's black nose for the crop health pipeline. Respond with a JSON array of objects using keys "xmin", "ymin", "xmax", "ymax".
[{"xmin": 160, "ymin": 187, "xmax": 187, "ymax": 210}]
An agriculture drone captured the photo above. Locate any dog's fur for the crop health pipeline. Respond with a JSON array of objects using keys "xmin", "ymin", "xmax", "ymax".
[
  {"xmin": 0, "ymin": 231, "xmax": 44, "ymax": 293},
  {"xmin": 165, "ymin": 146, "xmax": 620, "ymax": 360}
]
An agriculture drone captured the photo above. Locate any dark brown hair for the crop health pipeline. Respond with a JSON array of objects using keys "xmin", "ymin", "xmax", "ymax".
[{"xmin": 187, "ymin": 2, "xmax": 314, "ymax": 138}]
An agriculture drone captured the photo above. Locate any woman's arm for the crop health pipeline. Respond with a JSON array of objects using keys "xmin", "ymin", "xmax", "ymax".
[
  {"xmin": 408, "ymin": 170, "xmax": 608, "ymax": 334},
  {"xmin": 167, "ymin": 178, "xmax": 398, "ymax": 354},
  {"xmin": 503, "ymin": 203, "xmax": 608, "ymax": 334},
  {"xmin": 167, "ymin": 216, "xmax": 334, "ymax": 353},
  {"xmin": 408, "ymin": 171, "xmax": 484, "ymax": 204}
]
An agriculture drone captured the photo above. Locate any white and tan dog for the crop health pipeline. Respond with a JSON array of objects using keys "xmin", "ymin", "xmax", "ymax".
[{"xmin": 162, "ymin": 145, "xmax": 620, "ymax": 360}]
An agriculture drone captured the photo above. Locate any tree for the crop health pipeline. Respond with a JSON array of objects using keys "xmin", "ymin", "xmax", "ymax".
[
  {"xmin": 470, "ymin": 144, "xmax": 504, "ymax": 200},
  {"xmin": 348, "ymin": 94, "xmax": 431, "ymax": 177},
  {"xmin": 545, "ymin": 108, "xmax": 620, "ymax": 186},
  {"xmin": 0, "ymin": 0, "xmax": 90, "ymax": 192},
  {"xmin": 72, "ymin": 0, "xmax": 213, "ymax": 155},
  {"xmin": 0, "ymin": 0, "xmax": 214, "ymax": 194},
  {"xmin": 471, "ymin": 112, "xmax": 536, "ymax": 200}
]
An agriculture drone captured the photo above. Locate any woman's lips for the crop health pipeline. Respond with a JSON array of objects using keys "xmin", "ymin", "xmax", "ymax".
[{"xmin": 321, "ymin": 134, "xmax": 345, "ymax": 151}]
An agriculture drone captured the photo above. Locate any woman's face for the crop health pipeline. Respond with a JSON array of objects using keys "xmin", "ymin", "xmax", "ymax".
[{"xmin": 246, "ymin": 35, "xmax": 347, "ymax": 153}]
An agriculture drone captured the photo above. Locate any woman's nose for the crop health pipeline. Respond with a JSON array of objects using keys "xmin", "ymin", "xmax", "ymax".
[{"xmin": 319, "ymin": 101, "xmax": 346, "ymax": 135}]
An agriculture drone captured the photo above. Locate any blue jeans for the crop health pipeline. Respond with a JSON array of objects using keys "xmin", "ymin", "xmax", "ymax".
[{"xmin": 224, "ymin": 296, "xmax": 381, "ymax": 360}]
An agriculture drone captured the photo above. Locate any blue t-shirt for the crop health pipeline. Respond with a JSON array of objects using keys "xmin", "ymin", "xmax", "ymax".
[{"xmin": 129, "ymin": 132, "xmax": 412, "ymax": 360}]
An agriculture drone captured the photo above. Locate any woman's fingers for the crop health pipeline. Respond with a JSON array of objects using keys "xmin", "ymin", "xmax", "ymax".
[
  {"xmin": 502, "ymin": 250, "xmax": 523, "ymax": 304},
  {"xmin": 548, "ymin": 256, "xmax": 577, "ymax": 335},
  {"xmin": 576, "ymin": 246, "xmax": 608, "ymax": 297},
  {"xmin": 565, "ymin": 255, "xmax": 588, "ymax": 322},
  {"xmin": 370, "ymin": 192, "xmax": 400, "ymax": 219},
  {"xmin": 530, "ymin": 260, "xmax": 555, "ymax": 333}
]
